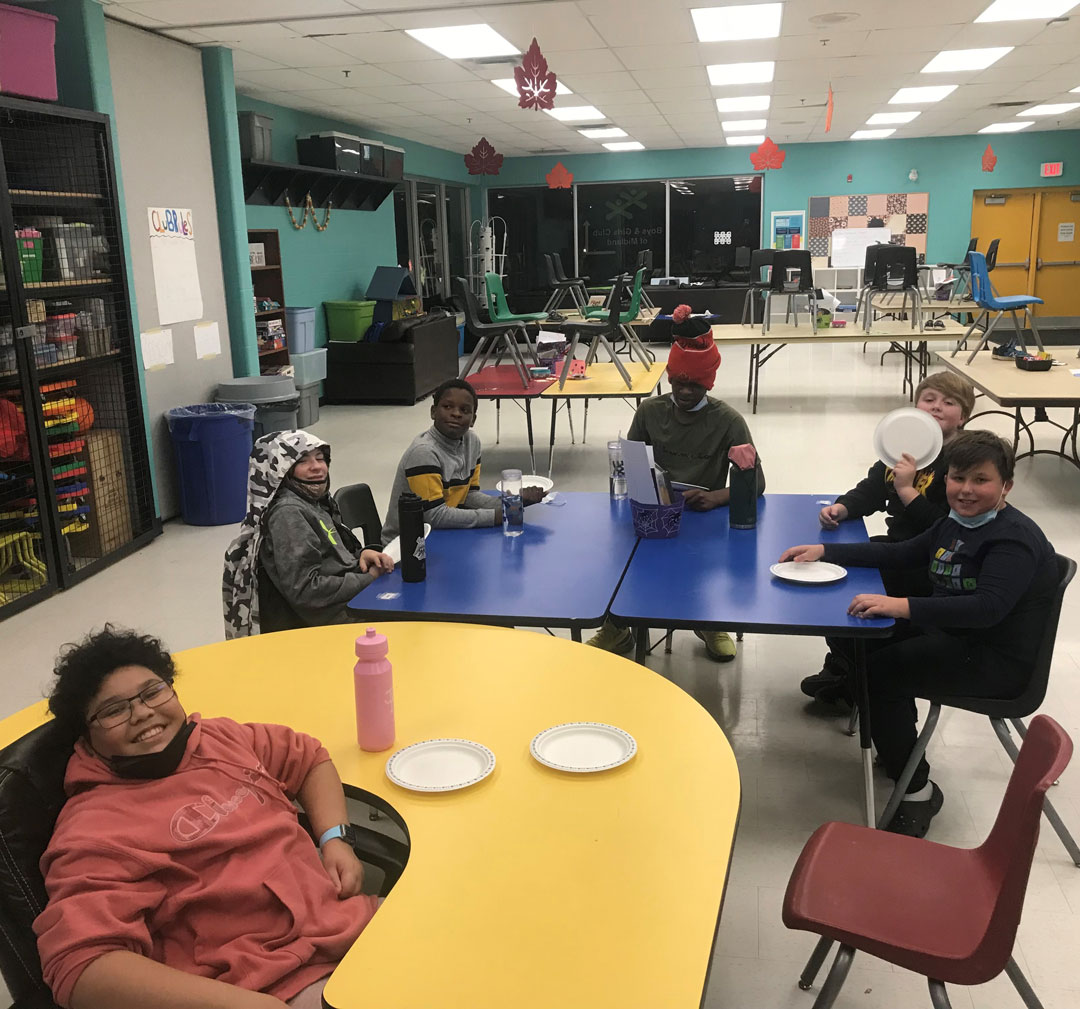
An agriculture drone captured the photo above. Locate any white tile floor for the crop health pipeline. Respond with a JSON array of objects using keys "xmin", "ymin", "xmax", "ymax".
[{"xmin": 4, "ymin": 340, "xmax": 1080, "ymax": 1009}]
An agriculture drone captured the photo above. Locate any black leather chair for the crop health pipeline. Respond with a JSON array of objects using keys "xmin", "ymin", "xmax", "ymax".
[{"xmin": 0, "ymin": 720, "xmax": 409, "ymax": 1009}]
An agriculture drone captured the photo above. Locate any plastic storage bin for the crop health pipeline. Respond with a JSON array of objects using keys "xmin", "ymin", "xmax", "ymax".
[
  {"xmin": 290, "ymin": 348, "xmax": 327, "ymax": 387},
  {"xmin": 16, "ymin": 229, "xmax": 42, "ymax": 282},
  {"xmin": 357, "ymin": 139, "xmax": 384, "ymax": 177},
  {"xmin": 325, "ymin": 300, "xmax": 376, "ymax": 342},
  {"xmin": 48, "ymin": 334, "xmax": 78, "ymax": 361},
  {"xmin": 166, "ymin": 403, "xmax": 255, "ymax": 525},
  {"xmin": 43, "ymin": 223, "xmax": 94, "ymax": 281},
  {"xmin": 285, "ymin": 307, "xmax": 315, "ymax": 354},
  {"xmin": 0, "ymin": 3, "xmax": 57, "ymax": 101},
  {"xmin": 297, "ymin": 383, "xmax": 320, "ymax": 427},
  {"xmin": 216, "ymin": 376, "xmax": 298, "ymax": 439},
  {"xmin": 383, "ymin": 145, "xmax": 405, "ymax": 181},
  {"xmin": 297, "ymin": 132, "xmax": 361, "ymax": 173},
  {"xmin": 237, "ymin": 111, "xmax": 273, "ymax": 161}
]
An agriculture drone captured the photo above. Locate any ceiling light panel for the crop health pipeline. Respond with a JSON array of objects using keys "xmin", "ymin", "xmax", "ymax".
[
  {"xmin": 867, "ymin": 111, "xmax": 921, "ymax": 124},
  {"xmin": 604, "ymin": 141, "xmax": 645, "ymax": 151},
  {"xmin": 715, "ymin": 95, "xmax": 771, "ymax": 112},
  {"xmin": 691, "ymin": 4, "xmax": 783, "ymax": 42},
  {"xmin": 975, "ymin": 1, "xmax": 1078, "ymax": 21},
  {"xmin": 579, "ymin": 127, "xmax": 628, "ymax": 138},
  {"xmin": 726, "ymin": 134, "xmax": 766, "ymax": 145},
  {"xmin": 851, "ymin": 129, "xmax": 896, "ymax": 139},
  {"xmin": 1021, "ymin": 102, "xmax": 1080, "ymax": 115},
  {"xmin": 921, "ymin": 47, "xmax": 1012, "ymax": 73},
  {"xmin": 979, "ymin": 120, "xmax": 1034, "ymax": 132},
  {"xmin": 491, "ymin": 78, "xmax": 572, "ymax": 96},
  {"xmin": 889, "ymin": 85, "xmax": 958, "ymax": 104},
  {"xmin": 405, "ymin": 24, "xmax": 519, "ymax": 60},
  {"xmin": 545, "ymin": 105, "xmax": 606, "ymax": 121},
  {"xmin": 722, "ymin": 118, "xmax": 768, "ymax": 131},
  {"xmin": 707, "ymin": 61, "xmax": 775, "ymax": 86}
]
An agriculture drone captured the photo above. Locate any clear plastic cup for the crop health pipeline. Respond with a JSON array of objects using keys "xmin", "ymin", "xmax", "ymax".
[
  {"xmin": 608, "ymin": 441, "xmax": 628, "ymax": 500},
  {"xmin": 501, "ymin": 468, "xmax": 524, "ymax": 537}
]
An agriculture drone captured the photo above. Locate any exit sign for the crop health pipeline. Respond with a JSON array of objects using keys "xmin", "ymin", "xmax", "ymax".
[{"xmin": 1041, "ymin": 162, "xmax": 1064, "ymax": 177}]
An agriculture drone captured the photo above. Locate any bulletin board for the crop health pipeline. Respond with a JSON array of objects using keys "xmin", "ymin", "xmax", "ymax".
[
  {"xmin": 807, "ymin": 192, "xmax": 929, "ymax": 266},
  {"xmin": 147, "ymin": 207, "xmax": 203, "ymax": 326},
  {"xmin": 769, "ymin": 210, "xmax": 805, "ymax": 250}
]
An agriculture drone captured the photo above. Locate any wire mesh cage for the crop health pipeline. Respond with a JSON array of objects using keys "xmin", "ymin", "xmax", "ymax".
[{"xmin": 0, "ymin": 99, "xmax": 157, "ymax": 617}]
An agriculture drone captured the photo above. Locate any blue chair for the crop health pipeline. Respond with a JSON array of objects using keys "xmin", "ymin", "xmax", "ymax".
[{"xmin": 956, "ymin": 251, "xmax": 1044, "ymax": 364}]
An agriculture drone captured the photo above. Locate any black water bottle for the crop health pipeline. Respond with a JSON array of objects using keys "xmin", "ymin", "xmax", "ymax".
[{"xmin": 398, "ymin": 492, "xmax": 426, "ymax": 583}]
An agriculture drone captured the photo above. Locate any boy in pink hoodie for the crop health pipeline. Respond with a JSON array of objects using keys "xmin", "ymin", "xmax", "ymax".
[{"xmin": 33, "ymin": 627, "xmax": 379, "ymax": 1009}]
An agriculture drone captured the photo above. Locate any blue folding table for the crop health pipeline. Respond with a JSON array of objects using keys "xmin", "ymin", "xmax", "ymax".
[
  {"xmin": 348, "ymin": 491, "xmax": 639, "ymax": 640},
  {"xmin": 609, "ymin": 493, "xmax": 894, "ymax": 826}
]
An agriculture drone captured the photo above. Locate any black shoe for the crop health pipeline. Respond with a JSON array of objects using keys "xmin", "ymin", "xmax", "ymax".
[
  {"xmin": 815, "ymin": 680, "xmax": 854, "ymax": 708},
  {"xmin": 883, "ymin": 782, "xmax": 944, "ymax": 838},
  {"xmin": 801, "ymin": 669, "xmax": 844, "ymax": 698}
]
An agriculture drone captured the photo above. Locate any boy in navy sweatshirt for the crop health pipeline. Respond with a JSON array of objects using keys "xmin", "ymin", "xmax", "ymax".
[{"xmin": 780, "ymin": 430, "xmax": 1057, "ymax": 837}]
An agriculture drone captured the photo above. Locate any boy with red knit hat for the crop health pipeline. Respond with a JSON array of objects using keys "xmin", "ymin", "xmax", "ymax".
[{"xmin": 587, "ymin": 305, "xmax": 765, "ymax": 661}]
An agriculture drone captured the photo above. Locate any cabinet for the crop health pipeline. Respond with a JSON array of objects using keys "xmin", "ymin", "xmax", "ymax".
[
  {"xmin": 248, "ymin": 227, "xmax": 289, "ymax": 375},
  {"xmin": 0, "ymin": 97, "xmax": 159, "ymax": 621}
]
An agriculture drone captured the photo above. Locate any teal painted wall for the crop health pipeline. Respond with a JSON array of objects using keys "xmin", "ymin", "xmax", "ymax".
[
  {"xmin": 234, "ymin": 95, "xmax": 478, "ymax": 346},
  {"xmin": 494, "ymin": 130, "xmax": 1080, "ymax": 263}
]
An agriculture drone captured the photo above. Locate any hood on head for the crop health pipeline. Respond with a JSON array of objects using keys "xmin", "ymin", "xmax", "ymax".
[{"xmin": 247, "ymin": 430, "xmax": 330, "ymax": 511}]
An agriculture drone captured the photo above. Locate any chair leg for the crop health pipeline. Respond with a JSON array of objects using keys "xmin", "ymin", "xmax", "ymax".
[
  {"xmin": 845, "ymin": 705, "xmax": 859, "ymax": 737},
  {"xmin": 928, "ymin": 979, "xmax": 954, "ymax": 1009},
  {"xmin": 877, "ymin": 703, "xmax": 941, "ymax": 830},
  {"xmin": 991, "ymin": 718, "xmax": 1080, "ymax": 866},
  {"xmin": 1004, "ymin": 955, "xmax": 1047, "ymax": 1009},
  {"xmin": 807, "ymin": 943, "xmax": 855, "ymax": 1009},
  {"xmin": 1028, "ymin": 308, "xmax": 1045, "ymax": 355},
  {"xmin": 798, "ymin": 935, "xmax": 835, "ymax": 990}
]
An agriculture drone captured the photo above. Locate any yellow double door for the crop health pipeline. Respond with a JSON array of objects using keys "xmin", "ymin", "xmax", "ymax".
[{"xmin": 970, "ymin": 186, "xmax": 1080, "ymax": 325}]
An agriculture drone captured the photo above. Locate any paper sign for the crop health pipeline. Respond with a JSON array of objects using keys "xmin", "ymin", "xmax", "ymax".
[
  {"xmin": 620, "ymin": 438, "xmax": 658, "ymax": 505},
  {"xmin": 194, "ymin": 321, "xmax": 221, "ymax": 360},
  {"xmin": 1058, "ymin": 222, "xmax": 1075, "ymax": 242},
  {"xmin": 148, "ymin": 207, "xmax": 204, "ymax": 326},
  {"xmin": 140, "ymin": 328, "xmax": 173, "ymax": 370}
]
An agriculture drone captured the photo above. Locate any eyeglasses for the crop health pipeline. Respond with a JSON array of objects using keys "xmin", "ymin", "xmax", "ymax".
[{"xmin": 89, "ymin": 682, "xmax": 175, "ymax": 729}]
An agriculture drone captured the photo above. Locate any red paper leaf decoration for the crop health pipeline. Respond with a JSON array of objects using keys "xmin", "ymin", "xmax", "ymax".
[
  {"xmin": 982, "ymin": 143, "xmax": 997, "ymax": 172},
  {"xmin": 514, "ymin": 37, "xmax": 557, "ymax": 111},
  {"xmin": 750, "ymin": 137, "xmax": 786, "ymax": 171},
  {"xmin": 546, "ymin": 161, "xmax": 573, "ymax": 189},
  {"xmin": 464, "ymin": 137, "xmax": 503, "ymax": 176}
]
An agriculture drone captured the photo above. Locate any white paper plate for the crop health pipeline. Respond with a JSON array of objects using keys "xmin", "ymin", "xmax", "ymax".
[
  {"xmin": 382, "ymin": 523, "xmax": 431, "ymax": 564},
  {"xmin": 530, "ymin": 722, "xmax": 637, "ymax": 773},
  {"xmin": 873, "ymin": 407, "xmax": 943, "ymax": 469},
  {"xmin": 495, "ymin": 474, "xmax": 554, "ymax": 493},
  {"xmin": 385, "ymin": 738, "xmax": 495, "ymax": 792},
  {"xmin": 770, "ymin": 561, "xmax": 848, "ymax": 585}
]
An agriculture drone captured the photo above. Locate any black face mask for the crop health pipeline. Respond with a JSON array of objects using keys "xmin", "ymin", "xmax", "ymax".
[
  {"xmin": 107, "ymin": 720, "xmax": 196, "ymax": 780},
  {"xmin": 285, "ymin": 475, "xmax": 330, "ymax": 502}
]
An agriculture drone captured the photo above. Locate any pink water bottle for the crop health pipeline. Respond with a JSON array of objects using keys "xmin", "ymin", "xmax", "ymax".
[{"xmin": 354, "ymin": 627, "xmax": 395, "ymax": 751}]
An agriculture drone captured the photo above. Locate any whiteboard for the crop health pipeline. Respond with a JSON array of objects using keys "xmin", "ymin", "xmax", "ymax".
[
  {"xmin": 147, "ymin": 207, "xmax": 203, "ymax": 326},
  {"xmin": 831, "ymin": 227, "xmax": 891, "ymax": 269}
]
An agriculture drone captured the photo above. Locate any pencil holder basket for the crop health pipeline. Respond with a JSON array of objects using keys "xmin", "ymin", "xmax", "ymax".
[{"xmin": 631, "ymin": 491, "xmax": 684, "ymax": 539}]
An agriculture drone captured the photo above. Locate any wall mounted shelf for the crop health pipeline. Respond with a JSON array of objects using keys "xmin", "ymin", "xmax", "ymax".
[{"xmin": 241, "ymin": 159, "xmax": 396, "ymax": 212}]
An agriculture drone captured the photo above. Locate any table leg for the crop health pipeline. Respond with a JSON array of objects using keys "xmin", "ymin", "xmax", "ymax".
[
  {"xmin": 558, "ymin": 332, "xmax": 581, "ymax": 390},
  {"xmin": 746, "ymin": 344, "xmax": 754, "ymax": 404},
  {"xmin": 752, "ymin": 344, "xmax": 761, "ymax": 415},
  {"xmin": 571, "ymin": 627, "xmax": 582, "ymax": 643},
  {"xmin": 854, "ymin": 638, "xmax": 875, "ymax": 828},
  {"xmin": 584, "ymin": 399, "xmax": 589, "ymax": 443},
  {"xmin": 567, "ymin": 401, "xmax": 576, "ymax": 444},
  {"xmin": 496, "ymin": 400, "xmax": 501, "ymax": 444},
  {"xmin": 635, "ymin": 627, "xmax": 648, "ymax": 663},
  {"xmin": 548, "ymin": 399, "xmax": 558, "ymax": 477},
  {"xmin": 525, "ymin": 399, "xmax": 536, "ymax": 474}
]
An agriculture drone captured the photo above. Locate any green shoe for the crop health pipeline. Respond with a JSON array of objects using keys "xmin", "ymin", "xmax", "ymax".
[
  {"xmin": 586, "ymin": 622, "xmax": 636, "ymax": 655},
  {"xmin": 694, "ymin": 630, "xmax": 737, "ymax": 663}
]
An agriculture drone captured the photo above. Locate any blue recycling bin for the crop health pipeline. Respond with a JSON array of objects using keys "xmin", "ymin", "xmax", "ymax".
[{"xmin": 166, "ymin": 403, "xmax": 255, "ymax": 525}]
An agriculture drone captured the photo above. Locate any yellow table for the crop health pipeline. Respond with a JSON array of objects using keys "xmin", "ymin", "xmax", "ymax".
[
  {"xmin": 540, "ymin": 363, "xmax": 665, "ymax": 475},
  {"xmin": 1, "ymin": 623, "xmax": 739, "ymax": 1009}
]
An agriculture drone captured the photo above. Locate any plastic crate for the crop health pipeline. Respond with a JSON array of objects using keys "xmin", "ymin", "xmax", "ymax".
[
  {"xmin": 297, "ymin": 382, "xmax": 320, "ymax": 428},
  {"xmin": 17, "ymin": 234, "xmax": 42, "ymax": 283},
  {"xmin": 291, "ymin": 348, "xmax": 327, "ymax": 386},
  {"xmin": 237, "ymin": 111, "xmax": 273, "ymax": 161},
  {"xmin": 285, "ymin": 307, "xmax": 316, "ymax": 354},
  {"xmin": 384, "ymin": 145, "xmax": 404, "ymax": 181},
  {"xmin": 0, "ymin": 3, "xmax": 57, "ymax": 101},
  {"xmin": 325, "ymin": 300, "xmax": 376, "ymax": 342}
]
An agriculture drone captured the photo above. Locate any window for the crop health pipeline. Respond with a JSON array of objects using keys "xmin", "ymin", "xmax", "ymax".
[
  {"xmin": 487, "ymin": 186, "xmax": 574, "ymax": 297},
  {"xmin": 577, "ymin": 181, "xmax": 666, "ymax": 279},
  {"xmin": 668, "ymin": 176, "xmax": 761, "ymax": 281}
]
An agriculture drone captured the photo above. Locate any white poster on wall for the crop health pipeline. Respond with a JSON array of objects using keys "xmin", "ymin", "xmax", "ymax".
[{"xmin": 148, "ymin": 207, "xmax": 203, "ymax": 326}]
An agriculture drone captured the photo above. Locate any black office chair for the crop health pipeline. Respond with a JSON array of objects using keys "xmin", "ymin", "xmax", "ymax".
[
  {"xmin": 455, "ymin": 276, "xmax": 535, "ymax": 389},
  {"xmin": 876, "ymin": 554, "xmax": 1080, "ymax": 866},
  {"xmin": 0, "ymin": 720, "xmax": 410, "ymax": 1009},
  {"xmin": 762, "ymin": 249, "xmax": 815, "ymax": 332},
  {"xmin": 741, "ymin": 248, "xmax": 776, "ymax": 325},
  {"xmin": 334, "ymin": 483, "xmax": 383, "ymax": 549}
]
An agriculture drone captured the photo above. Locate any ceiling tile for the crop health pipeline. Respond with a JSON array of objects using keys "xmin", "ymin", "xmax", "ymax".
[
  {"xmin": 382, "ymin": 60, "xmax": 483, "ymax": 84},
  {"xmin": 631, "ymin": 67, "xmax": 706, "ymax": 89},
  {"xmin": 542, "ymin": 49, "xmax": 625, "ymax": 74},
  {"xmin": 242, "ymin": 37, "xmax": 370, "ymax": 67},
  {"xmin": 581, "ymin": 6, "xmax": 696, "ymax": 48},
  {"xmin": 229, "ymin": 50, "xmax": 287, "ymax": 73},
  {"xmin": 322, "ymin": 31, "xmax": 445, "ymax": 62},
  {"xmin": 573, "ymin": 90, "xmax": 653, "ymax": 107},
  {"xmin": 645, "ymin": 85, "xmax": 714, "ymax": 103},
  {"xmin": 300, "ymin": 64, "xmax": 408, "ymax": 88},
  {"xmin": 282, "ymin": 15, "xmax": 393, "ymax": 35},
  {"xmin": 615, "ymin": 44, "xmax": 701, "ymax": 70},
  {"xmin": 235, "ymin": 68, "xmax": 336, "ymax": 92},
  {"xmin": 122, "ymin": 0, "xmax": 357, "ymax": 20}
]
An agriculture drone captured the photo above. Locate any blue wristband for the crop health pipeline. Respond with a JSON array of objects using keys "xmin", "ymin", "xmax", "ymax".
[{"xmin": 319, "ymin": 824, "xmax": 347, "ymax": 848}]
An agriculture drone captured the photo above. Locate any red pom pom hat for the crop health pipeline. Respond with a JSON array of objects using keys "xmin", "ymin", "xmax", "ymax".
[{"xmin": 667, "ymin": 304, "xmax": 720, "ymax": 390}]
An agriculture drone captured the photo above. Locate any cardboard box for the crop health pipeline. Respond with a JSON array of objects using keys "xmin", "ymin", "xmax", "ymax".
[
  {"xmin": 249, "ymin": 243, "xmax": 266, "ymax": 267},
  {"xmin": 67, "ymin": 429, "xmax": 133, "ymax": 559}
]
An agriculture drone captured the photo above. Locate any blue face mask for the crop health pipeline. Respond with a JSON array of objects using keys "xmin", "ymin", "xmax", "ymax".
[{"xmin": 948, "ymin": 506, "xmax": 1000, "ymax": 530}]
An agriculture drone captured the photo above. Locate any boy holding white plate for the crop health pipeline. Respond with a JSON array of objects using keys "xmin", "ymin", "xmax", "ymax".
[
  {"xmin": 780, "ymin": 431, "xmax": 1057, "ymax": 838},
  {"xmin": 804, "ymin": 372, "xmax": 975, "ymax": 705}
]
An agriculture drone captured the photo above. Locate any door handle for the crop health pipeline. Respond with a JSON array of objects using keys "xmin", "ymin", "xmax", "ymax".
[
  {"xmin": 997, "ymin": 260, "xmax": 1029, "ymax": 269},
  {"xmin": 1038, "ymin": 259, "xmax": 1080, "ymax": 268}
]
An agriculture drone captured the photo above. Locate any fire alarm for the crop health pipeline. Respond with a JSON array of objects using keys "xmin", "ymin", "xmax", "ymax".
[
  {"xmin": 909, "ymin": 168, "xmax": 919, "ymax": 182},
  {"xmin": 846, "ymin": 173, "xmax": 853, "ymax": 183}
]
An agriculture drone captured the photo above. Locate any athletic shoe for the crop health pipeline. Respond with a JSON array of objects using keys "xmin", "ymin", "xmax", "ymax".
[
  {"xmin": 883, "ymin": 782, "xmax": 944, "ymax": 838},
  {"xmin": 586, "ymin": 622, "xmax": 635, "ymax": 655},
  {"xmin": 801, "ymin": 668, "xmax": 845, "ymax": 698},
  {"xmin": 694, "ymin": 629, "xmax": 737, "ymax": 662},
  {"xmin": 992, "ymin": 341, "xmax": 1025, "ymax": 362}
]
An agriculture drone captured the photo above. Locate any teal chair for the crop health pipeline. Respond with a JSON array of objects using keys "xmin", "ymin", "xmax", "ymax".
[
  {"xmin": 484, "ymin": 272, "xmax": 547, "ymax": 324},
  {"xmin": 583, "ymin": 266, "xmax": 645, "ymax": 323}
]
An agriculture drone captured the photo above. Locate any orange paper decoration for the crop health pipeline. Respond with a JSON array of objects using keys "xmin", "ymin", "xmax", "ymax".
[
  {"xmin": 750, "ymin": 137, "xmax": 786, "ymax": 171},
  {"xmin": 546, "ymin": 162, "xmax": 573, "ymax": 189},
  {"xmin": 825, "ymin": 84, "xmax": 834, "ymax": 133},
  {"xmin": 982, "ymin": 143, "xmax": 997, "ymax": 172}
]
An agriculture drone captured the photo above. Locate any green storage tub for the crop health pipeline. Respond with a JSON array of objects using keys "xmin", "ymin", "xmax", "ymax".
[{"xmin": 325, "ymin": 300, "xmax": 376, "ymax": 342}]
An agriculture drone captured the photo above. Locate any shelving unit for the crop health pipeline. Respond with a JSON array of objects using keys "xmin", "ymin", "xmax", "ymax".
[
  {"xmin": 248, "ymin": 228, "xmax": 289, "ymax": 375},
  {"xmin": 241, "ymin": 159, "xmax": 394, "ymax": 212},
  {"xmin": 0, "ymin": 95, "xmax": 159, "ymax": 622}
]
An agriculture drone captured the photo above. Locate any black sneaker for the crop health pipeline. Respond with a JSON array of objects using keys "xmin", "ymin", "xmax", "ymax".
[
  {"xmin": 883, "ymin": 782, "xmax": 944, "ymax": 838},
  {"xmin": 801, "ymin": 669, "xmax": 844, "ymax": 698},
  {"xmin": 992, "ymin": 341, "xmax": 1024, "ymax": 362}
]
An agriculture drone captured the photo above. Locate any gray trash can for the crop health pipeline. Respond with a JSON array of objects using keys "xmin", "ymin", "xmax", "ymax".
[{"xmin": 216, "ymin": 376, "xmax": 299, "ymax": 438}]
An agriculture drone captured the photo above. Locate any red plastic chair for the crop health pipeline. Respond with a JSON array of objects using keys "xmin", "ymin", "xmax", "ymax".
[{"xmin": 782, "ymin": 714, "xmax": 1072, "ymax": 1009}]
